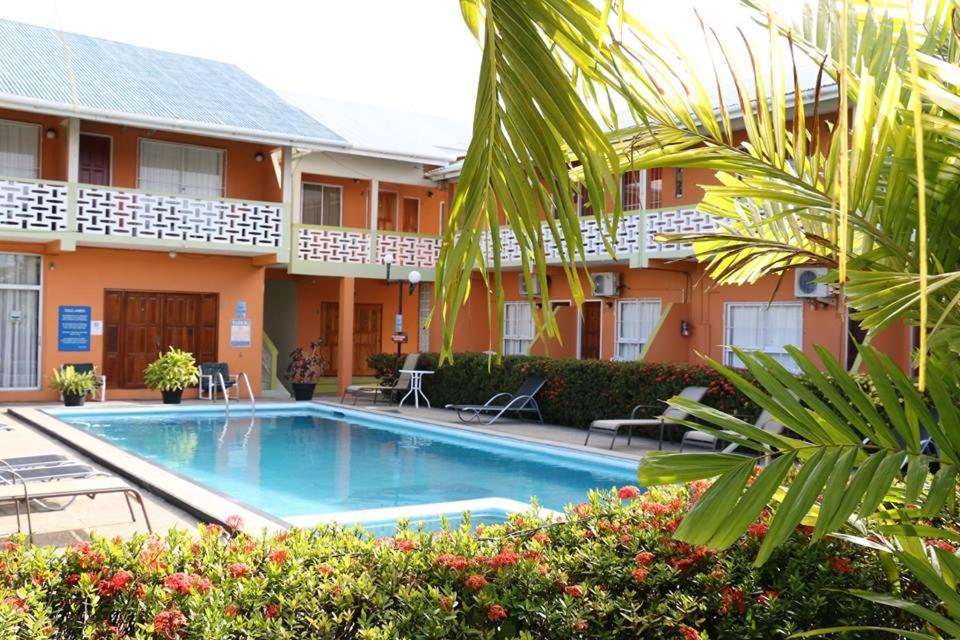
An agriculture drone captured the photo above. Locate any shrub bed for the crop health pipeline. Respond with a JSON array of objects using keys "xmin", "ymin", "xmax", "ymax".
[
  {"xmin": 0, "ymin": 485, "xmax": 925, "ymax": 639},
  {"xmin": 367, "ymin": 352, "xmax": 756, "ymax": 430}
]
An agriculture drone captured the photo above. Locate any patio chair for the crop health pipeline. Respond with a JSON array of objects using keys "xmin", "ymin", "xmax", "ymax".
[
  {"xmin": 584, "ymin": 386, "xmax": 709, "ymax": 450},
  {"xmin": 61, "ymin": 363, "xmax": 106, "ymax": 402},
  {"xmin": 0, "ymin": 454, "xmax": 70, "ymax": 468},
  {"xmin": 446, "ymin": 376, "xmax": 546, "ymax": 425},
  {"xmin": 0, "ymin": 461, "xmax": 96, "ymax": 486},
  {"xmin": 199, "ymin": 362, "xmax": 239, "ymax": 401},
  {"xmin": 0, "ymin": 475, "xmax": 152, "ymax": 542},
  {"xmin": 680, "ymin": 409, "xmax": 785, "ymax": 452},
  {"xmin": 341, "ymin": 353, "xmax": 420, "ymax": 405}
]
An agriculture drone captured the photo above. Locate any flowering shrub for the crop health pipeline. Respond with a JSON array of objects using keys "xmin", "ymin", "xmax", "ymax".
[
  {"xmin": 0, "ymin": 486, "xmax": 926, "ymax": 639},
  {"xmin": 368, "ymin": 352, "xmax": 756, "ymax": 430}
]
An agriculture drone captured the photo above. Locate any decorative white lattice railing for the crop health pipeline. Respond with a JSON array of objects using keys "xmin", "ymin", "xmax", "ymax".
[
  {"xmin": 76, "ymin": 186, "xmax": 283, "ymax": 248},
  {"xmin": 296, "ymin": 225, "xmax": 439, "ymax": 268},
  {"xmin": 0, "ymin": 178, "xmax": 69, "ymax": 232}
]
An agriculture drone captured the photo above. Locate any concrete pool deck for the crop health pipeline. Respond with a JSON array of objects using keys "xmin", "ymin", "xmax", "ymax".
[{"xmin": 1, "ymin": 397, "xmax": 670, "ymax": 545}]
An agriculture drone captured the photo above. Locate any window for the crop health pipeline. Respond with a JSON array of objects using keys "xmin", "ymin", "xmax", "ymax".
[
  {"xmin": 648, "ymin": 168, "xmax": 663, "ymax": 209},
  {"xmin": 301, "ymin": 183, "xmax": 342, "ymax": 226},
  {"xmin": 0, "ymin": 120, "xmax": 39, "ymax": 179},
  {"xmin": 401, "ymin": 197, "xmax": 420, "ymax": 233},
  {"xmin": 139, "ymin": 140, "xmax": 224, "ymax": 198},
  {"xmin": 615, "ymin": 299, "xmax": 661, "ymax": 360},
  {"xmin": 724, "ymin": 302, "xmax": 803, "ymax": 372},
  {"xmin": 503, "ymin": 302, "xmax": 535, "ymax": 355},
  {"xmin": 621, "ymin": 170, "xmax": 644, "ymax": 210},
  {"xmin": 675, "ymin": 168, "xmax": 684, "ymax": 199},
  {"xmin": 377, "ymin": 191, "xmax": 399, "ymax": 231},
  {"xmin": 576, "ymin": 184, "xmax": 594, "ymax": 217},
  {"xmin": 0, "ymin": 254, "xmax": 41, "ymax": 389}
]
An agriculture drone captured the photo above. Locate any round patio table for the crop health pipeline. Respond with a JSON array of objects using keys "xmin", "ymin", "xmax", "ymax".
[{"xmin": 399, "ymin": 369, "xmax": 434, "ymax": 408}]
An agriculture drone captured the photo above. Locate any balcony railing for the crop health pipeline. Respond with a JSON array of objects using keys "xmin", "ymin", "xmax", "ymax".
[
  {"xmin": 294, "ymin": 224, "xmax": 440, "ymax": 275},
  {"xmin": 0, "ymin": 177, "xmax": 285, "ymax": 252}
]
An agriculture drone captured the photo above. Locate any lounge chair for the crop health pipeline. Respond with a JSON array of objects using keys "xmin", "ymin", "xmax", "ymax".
[
  {"xmin": 584, "ymin": 386, "xmax": 709, "ymax": 450},
  {"xmin": 199, "ymin": 363, "xmax": 247, "ymax": 401},
  {"xmin": 446, "ymin": 376, "xmax": 546, "ymax": 425},
  {"xmin": 0, "ymin": 463, "xmax": 95, "ymax": 485},
  {"xmin": 341, "ymin": 353, "xmax": 420, "ymax": 405},
  {"xmin": 680, "ymin": 409, "xmax": 784, "ymax": 452},
  {"xmin": 61, "ymin": 363, "xmax": 106, "ymax": 402},
  {"xmin": 0, "ymin": 476, "xmax": 152, "ymax": 542},
  {"xmin": 0, "ymin": 454, "xmax": 71, "ymax": 469}
]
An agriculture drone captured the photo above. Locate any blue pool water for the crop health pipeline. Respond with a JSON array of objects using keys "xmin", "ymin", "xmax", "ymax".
[{"xmin": 52, "ymin": 405, "xmax": 636, "ymax": 521}]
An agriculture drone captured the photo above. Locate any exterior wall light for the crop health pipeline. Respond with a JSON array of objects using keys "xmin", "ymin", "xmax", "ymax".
[
  {"xmin": 254, "ymin": 152, "xmax": 265, "ymax": 162},
  {"xmin": 680, "ymin": 319, "xmax": 690, "ymax": 337},
  {"xmin": 45, "ymin": 128, "xmax": 57, "ymax": 140}
]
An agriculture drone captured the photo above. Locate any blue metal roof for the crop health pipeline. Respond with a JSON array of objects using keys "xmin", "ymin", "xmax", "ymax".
[{"xmin": 0, "ymin": 19, "xmax": 345, "ymax": 147}]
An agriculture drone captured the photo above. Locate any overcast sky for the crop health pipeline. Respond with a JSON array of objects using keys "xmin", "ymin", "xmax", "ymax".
[{"xmin": 2, "ymin": 1, "xmax": 806, "ymax": 124}]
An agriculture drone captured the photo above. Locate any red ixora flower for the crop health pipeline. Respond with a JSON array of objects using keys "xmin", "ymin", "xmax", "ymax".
[
  {"xmin": 487, "ymin": 604, "xmax": 508, "ymax": 622},
  {"xmin": 2, "ymin": 596, "xmax": 27, "ymax": 612},
  {"xmin": 635, "ymin": 551, "xmax": 655, "ymax": 566},
  {"xmin": 618, "ymin": 485, "xmax": 642, "ymax": 500},
  {"xmin": 465, "ymin": 574, "xmax": 489, "ymax": 590},
  {"xmin": 268, "ymin": 548, "xmax": 288, "ymax": 564},
  {"xmin": 680, "ymin": 624, "xmax": 702, "ymax": 640},
  {"xmin": 264, "ymin": 603, "xmax": 280, "ymax": 619},
  {"xmin": 224, "ymin": 603, "xmax": 240, "ymax": 618},
  {"xmin": 747, "ymin": 522, "xmax": 768, "ymax": 539},
  {"xmin": 224, "ymin": 515, "xmax": 244, "ymax": 531},
  {"xmin": 393, "ymin": 539, "xmax": 415, "ymax": 552},
  {"xmin": 438, "ymin": 596, "xmax": 453, "ymax": 611},
  {"xmin": 830, "ymin": 557, "xmax": 854, "ymax": 574},
  {"xmin": 631, "ymin": 567, "xmax": 649, "ymax": 583},
  {"xmin": 758, "ymin": 590, "xmax": 780, "ymax": 605},
  {"xmin": 228, "ymin": 563, "xmax": 252, "ymax": 579},
  {"xmin": 574, "ymin": 619, "xmax": 588, "ymax": 632},
  {"xmin": 152, "ymin": 608, "xmax": 187, "ymax": 639},
  {"xmin": 489, "ymin": 549, "xmax": 521, "ymax": 570},
  {"xmin": 564, "ymin": 584, "xmax": 585, "ymax": 598}
]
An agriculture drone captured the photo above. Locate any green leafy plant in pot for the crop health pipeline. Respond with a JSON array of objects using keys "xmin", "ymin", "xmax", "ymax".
[
  {"xmin": 286, "ymin": 339, "xmax": 325, "ymax": 401},
  {"xmin": 50, "ymin": 366, "xmax": 98, "ymax": 407},
  {"xmin": 144, "ymin": 348, "xmax": 199, "ymax": 404}
]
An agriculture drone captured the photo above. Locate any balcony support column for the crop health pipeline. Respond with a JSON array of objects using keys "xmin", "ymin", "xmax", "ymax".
[
  {"xmin": 281, "ymin": 145, "xmax": 293, "ymax": 263},
  {"xmin": 336, "ymin": 276, "xmax": 356, "ymax": 397},
  {"xmin": 66, "ymin": 117, "xmax": 80, "ymax": 233},
  {"xmin": 368, "ymin": 178, "xmax": 379, "ymax": 264}
]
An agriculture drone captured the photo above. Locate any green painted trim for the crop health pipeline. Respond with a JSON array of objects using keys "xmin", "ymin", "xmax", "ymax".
[
  {"xmin": 639, "ymin": 302, "xmax": 673, "ymax": 362},
  {"xmin": 262, "ymin": 332, "xmax": 282, "ymax": 391}
]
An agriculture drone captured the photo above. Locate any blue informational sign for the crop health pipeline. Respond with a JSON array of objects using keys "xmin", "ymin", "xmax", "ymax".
[
  {"xmin": 58, "ymin": 305, "xmax": 91, "ymax": 352},
  {"xmin": 235, "ymin": 301, "xmax": 247, "ymax": 320}
]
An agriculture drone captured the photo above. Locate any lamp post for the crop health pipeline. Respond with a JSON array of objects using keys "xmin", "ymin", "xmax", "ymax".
[{"xmin": 383, "ymin": 253, "xmax": 422, "ymax": 357}]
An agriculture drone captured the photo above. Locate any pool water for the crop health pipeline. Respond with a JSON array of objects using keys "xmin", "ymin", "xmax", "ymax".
[{"xmin": 55, "ymin": 406, "xmax": 636, "ymax": 523}]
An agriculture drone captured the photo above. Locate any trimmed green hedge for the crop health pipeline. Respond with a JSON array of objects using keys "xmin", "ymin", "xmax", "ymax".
[
  {"xmin": 0, "ymin": 486, "xmax": 926, "ymax": 639},
  {"xmin": 368, "ymin": 352, "xmax": 756, "ymax": 430}
]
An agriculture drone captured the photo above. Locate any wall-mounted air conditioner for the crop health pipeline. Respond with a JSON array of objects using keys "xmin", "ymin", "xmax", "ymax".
[
  {"xmin": 794, "ymin": 267, "xmax": 831, "ymax": 298},
  {"xmin": 592, "ymin": 272, "xmax": 621, "ymax": 297},
  {"xmin": 519, "ymin": 276, "xmax": 547, "ymax": 297}
]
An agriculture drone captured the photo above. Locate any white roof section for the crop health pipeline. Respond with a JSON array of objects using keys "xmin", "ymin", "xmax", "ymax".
[
  {"xmin": 0, "ymin": 19, "xmax": 346, "ymax": 149},
  {"xmin": 285, "ymin": 93, "xmax": 470, "ymax": 165}
]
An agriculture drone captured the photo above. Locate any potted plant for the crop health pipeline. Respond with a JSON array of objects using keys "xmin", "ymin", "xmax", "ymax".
[
  {"xmin": 144, "ymin": 347, "xmax": 199, "ymax": 404},
  {"xmin": 286, "ymin": 339, "xmax": 325, "ymax": 401},
  {"xmin": 50, "ymin": 366, "xmax": 98, "ymax": 407}
]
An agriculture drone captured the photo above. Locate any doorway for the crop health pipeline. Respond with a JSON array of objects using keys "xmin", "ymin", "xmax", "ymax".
[
  {"xmin": 79, "ymin": 134, "xmax": 111, "ymax": 186},
  {"xmin": 103, "ymin": 291, "xmax": 217, "ymax": 388},
  {"xmin": 318, "ymin": 302, "xmax": 383, "ymax": 376},
  {"xmin": 579, "ymin": 300, "xmax": 602, "ymax": 359}
]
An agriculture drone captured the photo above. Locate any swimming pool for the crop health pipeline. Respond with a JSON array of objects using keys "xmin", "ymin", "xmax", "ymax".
[{"xmin": 49, "ymin": 404, "xmax": 637, "ymax": 528}]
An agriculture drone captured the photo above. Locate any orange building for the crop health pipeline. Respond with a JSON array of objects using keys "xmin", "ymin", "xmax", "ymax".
[{"xmin": 0, "ymin": 19, "xmax": 911, "ymax": 404}]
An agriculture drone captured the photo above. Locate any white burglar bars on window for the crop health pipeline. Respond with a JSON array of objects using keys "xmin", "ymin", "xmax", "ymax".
[{"xmin": 724, "ymin": 302, "xmax": 803, "ymax": 372}]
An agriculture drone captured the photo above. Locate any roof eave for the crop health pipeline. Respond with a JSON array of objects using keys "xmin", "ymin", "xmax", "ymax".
[{"xmin": 0, "ymin": 93, "xmax": 349, "ymax": 150}]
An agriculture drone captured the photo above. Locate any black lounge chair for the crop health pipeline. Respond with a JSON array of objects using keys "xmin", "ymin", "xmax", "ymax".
[
  {"xmin": 61, "ymin": 363, "xmax": 106, "ymax": 401},
  {"xmin": 199, "ymin": 362, "xmax": 238, "ymax": 401},
  {"xmin": 447, "ymin": 376, "xmax": 546, "ymax": 425}
]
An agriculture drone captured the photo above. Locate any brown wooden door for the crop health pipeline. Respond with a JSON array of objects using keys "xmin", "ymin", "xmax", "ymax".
[
  {"xmin": 580, "ymin": 301, "xmax": 602, "ymax": 360},
  {"xmin": 353, "ymin": 304, "xmax": 382, "ymax": 375},
  {"xmin": 79, "ymin": 134, "xmax": 111, "ymax": 186},
  {"xmin": 103, "ymin": 291, "xmax": 218, "ymax": 389},
  {"xmin": 319, "ymin": 302, "xmax": 340, "ymax": 376}
]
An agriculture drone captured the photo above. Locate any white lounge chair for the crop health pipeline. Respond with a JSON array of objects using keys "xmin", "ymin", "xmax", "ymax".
[
  {"xmin": 0, "ymin": 476, "xmax": 152, "ymax": 542},
  {"xmin": 584, "ymin": 386, "xmax": 709, "ymax": 450},
  {"xmin": 342, "ymin": 353, "xmax": 420, "ymax": 405}
]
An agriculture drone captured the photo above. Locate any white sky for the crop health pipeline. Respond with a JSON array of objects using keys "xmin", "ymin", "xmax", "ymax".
[{"xmin": 1, "ymin": 1, "xmax": 807, "ymax": 124}]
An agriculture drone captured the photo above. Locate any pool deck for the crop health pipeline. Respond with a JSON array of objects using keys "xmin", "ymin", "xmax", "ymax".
[{"xmin": 1, "ymin": 396, "xmax": 670, "ymax": 545}]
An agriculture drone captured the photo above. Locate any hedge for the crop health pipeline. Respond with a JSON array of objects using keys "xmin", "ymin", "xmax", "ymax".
[
  {"xmin": 367, "ymin": 352, "xmax": 756, "ymax": 430},
  {"xmin": 0, "ymin": 485, "xmax": 927, "ymax": 639}
]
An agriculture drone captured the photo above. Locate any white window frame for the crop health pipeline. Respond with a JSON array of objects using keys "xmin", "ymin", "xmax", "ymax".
[
  {"xmin": 0, "ymin": 119, "xmax": 41, "ymax": 180},
  {"xmin": 502, "ymin": 301, "xmax": 535, "ymax": 355},
  {"xmin": 723, "ymin": 302, "xmax": 803, "ymax": 372},
  {"xmin": 300, "ymin": 182, "xmax": 343, "ymax": 226},
  {"xmin": 0, "ymin": 252, "xmax": 43, "ymax": 391},
  {"xmin": 614, "ymin": 298, "xmax": 661, "ymax": 361},
  {"xmin": 401, "ymin": 196, "xmax": 421, "ymax": 233},
  {"xmin": 137, "ymin": 138, "xmax": 226, "ymax": 198}
]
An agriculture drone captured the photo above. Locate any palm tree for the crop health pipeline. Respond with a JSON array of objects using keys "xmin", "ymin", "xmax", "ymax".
[{"xmin": 447, "ymin": 0, "xmax": 960, "ymax": 634}]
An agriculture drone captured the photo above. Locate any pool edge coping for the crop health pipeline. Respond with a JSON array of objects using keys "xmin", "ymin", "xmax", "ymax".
[{"xmin": 8, "ymin": 407, "xmax": 289, "ymax": 534}]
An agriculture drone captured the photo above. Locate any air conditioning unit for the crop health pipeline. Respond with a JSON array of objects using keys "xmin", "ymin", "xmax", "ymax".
[
  {"xmin": 794, "ymin": 267, "xmax": 831, "ymax": 298},
  {"xmin": 592, "ymin": 272, "xmax": 621, "ymax": 297},
  {"xmin": 519, "ymin": 276, "xmax": 548, "ymax": 297}
]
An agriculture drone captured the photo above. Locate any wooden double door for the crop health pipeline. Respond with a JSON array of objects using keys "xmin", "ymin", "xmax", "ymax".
[
  {"xmin": 319, "ymin": 302, "xmax": 382, "ymax": 376},
  {"xmin": 104, "ymin": 291, "xmax": 218, "ymax": 388}
]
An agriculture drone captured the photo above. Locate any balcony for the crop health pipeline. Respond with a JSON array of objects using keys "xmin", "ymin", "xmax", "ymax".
[
  {"xmin": 0, "ymin": 177, "xmax": 285, "ymax": 257},
  {"xmin": 291, "ymin": 224, "xmax": 440, "ymax": 278}
]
